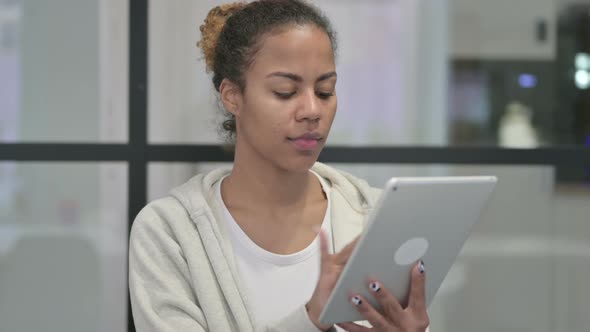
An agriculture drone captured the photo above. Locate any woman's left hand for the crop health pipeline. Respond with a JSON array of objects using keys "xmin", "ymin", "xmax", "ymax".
[{"xmin": 337, "ymin": 261, "xmax": 430, "ymax": 332}]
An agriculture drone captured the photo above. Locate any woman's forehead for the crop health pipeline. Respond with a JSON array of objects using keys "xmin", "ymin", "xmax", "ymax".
[{"xmin": 249, "ymin": 25, "xmax": 335, "ymax": 76}]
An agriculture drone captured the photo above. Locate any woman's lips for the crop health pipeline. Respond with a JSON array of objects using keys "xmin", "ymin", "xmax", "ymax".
[{"xmin": 289, "ymin": 137, "xmax": 320, "ymax": 150}]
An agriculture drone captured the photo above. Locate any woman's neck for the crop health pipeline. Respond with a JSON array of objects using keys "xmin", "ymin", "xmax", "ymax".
[
  {"xmin": 224, "ymin": 159, "xmax": 313, "ymax": 210},
  {"xmin": 220, "ymin": 143, "xmax": 328, "ymax": 252},
  {"xmin": 222, "ymin": 144, "xmax": 323, "ymax": 212}
]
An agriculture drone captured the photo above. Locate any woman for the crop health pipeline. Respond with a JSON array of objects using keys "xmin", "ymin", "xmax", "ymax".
[{"xmin": 129, "ymin": 1, "xmax": 429, "ymax": 331}]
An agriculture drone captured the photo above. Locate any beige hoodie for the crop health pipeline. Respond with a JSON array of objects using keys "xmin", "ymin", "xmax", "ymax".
[{"xmin": 129, "ymin": 162, "xmax": 382, "ymax": 331}]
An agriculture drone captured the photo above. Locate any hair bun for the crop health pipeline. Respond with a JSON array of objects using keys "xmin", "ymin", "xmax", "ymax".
[{"xmin": 197, "ymin": 2, "xmax": 247, "ymax": 72}]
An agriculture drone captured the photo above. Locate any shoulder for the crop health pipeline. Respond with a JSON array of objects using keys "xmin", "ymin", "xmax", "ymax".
[
  {"xmin": 313, "ymin": 162, "xmax": 383, "ymax": 211},
  {"xmin": 132, "ymin": 165, "xmax": 229, "ymax": 236},
  {"xmin": 129, "ymin": 196, "xmax": 193, "ymax": 250}
]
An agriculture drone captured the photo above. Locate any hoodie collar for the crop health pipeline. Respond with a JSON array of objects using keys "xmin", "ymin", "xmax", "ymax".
[
  {"xmin": 171, "ymin": 162, "xmax": 374, "ymax": 216},
  {"xmin": 170, "ymin": 162, "xmax": 379, "ymax": 253}
]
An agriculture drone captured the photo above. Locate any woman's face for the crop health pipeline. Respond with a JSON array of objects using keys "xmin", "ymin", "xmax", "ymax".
[{"xmin": 233, "ymin": 24, "xmax": 337, "ymax": 173}]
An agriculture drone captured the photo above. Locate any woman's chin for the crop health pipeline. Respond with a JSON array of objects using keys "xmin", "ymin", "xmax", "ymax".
[{"xmin": 279, "ymin": 152, "xmax": 322, "ymax": 173}]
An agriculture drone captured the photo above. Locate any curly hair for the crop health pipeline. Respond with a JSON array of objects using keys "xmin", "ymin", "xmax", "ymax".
[{"xmin": 197, "ymin": 0, "xmax": 337, "ymax": 142}]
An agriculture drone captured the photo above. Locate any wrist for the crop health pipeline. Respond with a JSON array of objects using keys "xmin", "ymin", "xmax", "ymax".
[{"xmin": 305, "ymin": 300, "xmax": 332, "ymax": 331}]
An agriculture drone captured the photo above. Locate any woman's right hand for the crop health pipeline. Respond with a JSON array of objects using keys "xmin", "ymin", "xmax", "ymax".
[{"xmin": 306, "ymin": 230, "xmax": 360, "ymax": 331}]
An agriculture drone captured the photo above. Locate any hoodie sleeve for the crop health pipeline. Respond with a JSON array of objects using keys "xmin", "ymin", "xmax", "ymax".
[{"xmin": 129, "ymin": 206, "xmax": 209, "ymax": 332}]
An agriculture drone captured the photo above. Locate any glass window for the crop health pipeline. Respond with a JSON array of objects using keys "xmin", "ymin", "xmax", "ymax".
[
  {"xmin": 148, "ymin": 162, "xmax": 231, "ymax": 201},
  {"xmin": 0, "ymin": 162, "xmax": 128, "ymax": 332},
  {"xmin": 0, "ymin": 0, "xmax": 128, "ymax": 143},
  {"xmin": 448, "ymin": 0, "xmax": 590, "ymax": 147},
  {"xmin": 148, "ymin": 0, "xmax": 590, "ymax": 147},
  {"xmin": 148, "ymin": 0, "xmax": 444, "ymax": 146}
]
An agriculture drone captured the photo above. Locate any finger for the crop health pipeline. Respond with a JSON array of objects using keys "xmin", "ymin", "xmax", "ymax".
[
  {"xmin": 317, "ymin": 229, "xmax": 330, "ymax": 269},
  {"xmin": 349, "ymin": 294, "xmax": 390, "ymax": 330},
  {"xmin": 335, "ymin": 235, "xmax": 360, "ymax": 265},
  {"xmin": 336, "ymin": 322, "xmax": 371, "ymax": 332},
  {"xmin": 366, "ymin": 279, "xmax": 403, "ymax": 319},
  {"xmin": 408, "ymin": 260, "xmax": 427, "ymax": 312}
]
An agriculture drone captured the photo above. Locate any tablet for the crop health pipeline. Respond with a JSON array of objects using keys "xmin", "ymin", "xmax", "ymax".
[{"xmin": 319, "ymin": 176, "xmax": 497, "ymax": 325}]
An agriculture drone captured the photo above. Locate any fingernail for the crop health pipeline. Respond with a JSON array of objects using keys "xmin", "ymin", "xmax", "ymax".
[
  {"xmin": 312, "ymin": 225, "xmax": 321, "ymax": 233},
  {"xmin": 351, "ymin": 296, "xmax": 362, "ymax": 306},
  {"xmin": 419, "ymin": 260, "xmax": 425, "ymax": 274},
  {"xmin": 369, "ymin": 281, "xmax": 381, "ymax": 292}
]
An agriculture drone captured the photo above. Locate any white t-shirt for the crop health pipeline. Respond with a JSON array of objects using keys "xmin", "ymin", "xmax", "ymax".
[{"xmin": 216, "ymin": 171, "xmax": 344, "ymax": 330}]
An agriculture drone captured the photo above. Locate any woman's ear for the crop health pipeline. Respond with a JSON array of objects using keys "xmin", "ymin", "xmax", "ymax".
[{"xmin": 219, "ymin": 78, "xmax": 242, "ymax": 117}]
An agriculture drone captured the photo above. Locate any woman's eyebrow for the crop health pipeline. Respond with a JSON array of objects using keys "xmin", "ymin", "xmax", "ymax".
[
  {"xmin": 265, "ymin": 71, "xmax": 337, "ymax": 83},
  {"xmin": 266, "ymin": 72, "xmax": 303, "ymax": 82},
  {"xmin": 316, "ymin": 71, "xmax": 337, "ymax": 82}
]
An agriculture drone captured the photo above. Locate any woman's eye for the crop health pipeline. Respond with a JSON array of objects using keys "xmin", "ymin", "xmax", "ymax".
[
  {"xmin": 274, "ymin": 91, "xmax": 296, "ymax": 99},
  {"xmin": 317, "ymin": 91, "xmax": 335, "ymax": 99}
]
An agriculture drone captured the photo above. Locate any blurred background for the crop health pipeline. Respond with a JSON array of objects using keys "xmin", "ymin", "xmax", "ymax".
[{"xmin": 1, "ymin": 0, "xmax": 589, "ymax": 331}]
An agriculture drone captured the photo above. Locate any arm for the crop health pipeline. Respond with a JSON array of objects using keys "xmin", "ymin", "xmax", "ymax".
[{"xmin": 129, "ymin": 208, "xmax": 208, "ymax": 332}]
